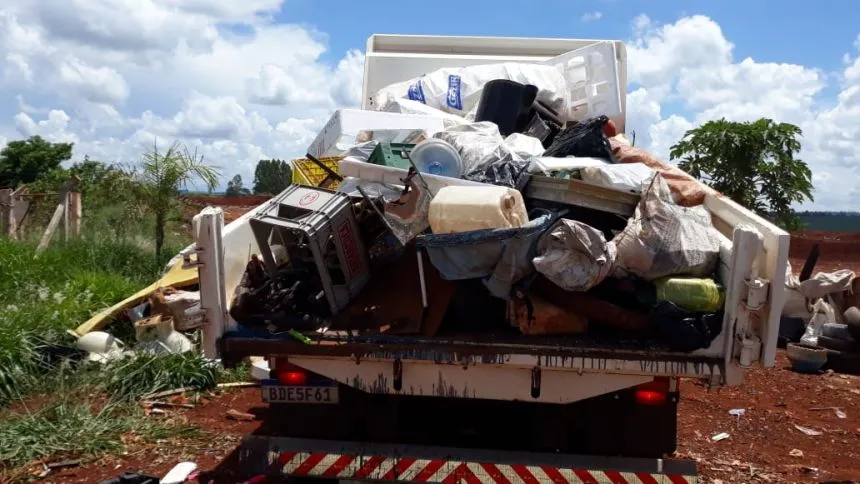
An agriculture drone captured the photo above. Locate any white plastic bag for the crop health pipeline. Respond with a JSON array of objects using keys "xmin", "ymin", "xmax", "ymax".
[
  {"xmin": 580, "ymin": 163, "xmax": 655, "ymax": 193},
  {"xmin": 612, "ymin": 174, "xmax": 721, "ymax": 281},
  {"xmin": 380, "ymin": 98, "xmax": 470, "ymax": 128},
  {"xmin": 533, "ymin": 219, "xmax": 616, "ymax": 291},
  {"xmin": 801, "ymin": 298, "xmax": 837, "ymax": 347},
  {"xmin": 373, "ymin": 63, "xmax": 569, "ymax": 120},
  {"xmin": 433, "ymin": 122, "xmax": 544, "ymax": 176},
  {"xmin": 783, "ymin": 262, "xmax": 855, "ymax": 321}
]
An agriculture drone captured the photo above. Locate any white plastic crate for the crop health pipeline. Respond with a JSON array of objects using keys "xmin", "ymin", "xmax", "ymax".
[
  {"xmin": 307, "ymin": 109, "xmax": 447, "ymax": 159},
  {"xmin": 363, "ymin": 35, "xmax": 628, "ymax": 132},
  {"xmin": 541, "ymin": 41, "xmax": 623, "ymax": 126}
]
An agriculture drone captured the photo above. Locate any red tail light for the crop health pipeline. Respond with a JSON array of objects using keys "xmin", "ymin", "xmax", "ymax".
[
  {"xmin": 272, "ymin": 358, "xmax": 308, "ymax": 386},
  {"xmin": 635, "ymin": 377, "xmax": 671, "ymax": 406}
]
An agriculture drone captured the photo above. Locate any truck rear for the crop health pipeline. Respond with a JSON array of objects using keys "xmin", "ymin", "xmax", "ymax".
[{"xmin": 190, "ymin": 34, "xmax": 790, "ymax": 483}]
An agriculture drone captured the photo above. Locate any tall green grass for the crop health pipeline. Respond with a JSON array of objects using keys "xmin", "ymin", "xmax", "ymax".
[{"xmin": 0, "ymin": 237, "xmax": 179, "ymax": 404}]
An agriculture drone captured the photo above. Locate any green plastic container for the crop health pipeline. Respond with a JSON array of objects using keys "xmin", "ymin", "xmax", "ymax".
[
  {"xmin": 655, "ymin": 277, "xmax": 725, "ymax": 313},
  {"xmin": 368, "ymin": 143, "xmax": 415, "ymax": 170}
]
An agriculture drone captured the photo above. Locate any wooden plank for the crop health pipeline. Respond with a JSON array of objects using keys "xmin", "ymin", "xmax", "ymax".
[
  {"xmin": 11, "ymin": 187, "xmax": 30, "ymax": 237},
  {"xmin": 524, "ymin": 176, "xmax": 639, "ymax": 217},
  {"xmin": 0, "ymin": 188, "xmax": 12, "ymax": 239},
  {"xmin": 68, "ymin": 192, "xmax": 82, "ymax": 237},
  {"xmin": 35, "ymin": 203, "xmax": 65, "ymax": 257},
  {"xmin": 63, "ymin": 192, "xmax": 70, "ymax": 241}
]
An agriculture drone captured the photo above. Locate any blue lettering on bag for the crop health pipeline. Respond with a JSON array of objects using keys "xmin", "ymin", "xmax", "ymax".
[
  {"xmin": 407, "ymin": 80, "xmax": 426, "ymax": 104},
  {"xmin": 446, "ymin": 75, "xmax": 462, "ymax": 110}
]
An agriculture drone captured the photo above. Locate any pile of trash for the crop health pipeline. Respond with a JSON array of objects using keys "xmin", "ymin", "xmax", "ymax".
[
  {"xmin": 225, "ymin": 41, "xmax": 730, "ymax": 353},
  {"xmin": 780, "ymin": 253, "xmax": 860, "ymax": 374}
]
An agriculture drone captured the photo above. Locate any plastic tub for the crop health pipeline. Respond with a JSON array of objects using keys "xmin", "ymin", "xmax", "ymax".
[{"xmin": 410, "ymin": 138, "xmax": 464, "ymax": 178}]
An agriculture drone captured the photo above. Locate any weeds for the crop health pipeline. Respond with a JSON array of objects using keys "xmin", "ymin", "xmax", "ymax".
[
  {"xmin": 0, "ymin": 397, "xmax": 199, "ymax": 469},
  {"xmin": 100, "ymin": 353, "xmax": 220, "ymax": 401}
]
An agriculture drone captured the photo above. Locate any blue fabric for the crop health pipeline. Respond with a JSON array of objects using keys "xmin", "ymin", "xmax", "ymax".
[{"xmin": 416, "ymin": 209, "xmax": 558, "ymax": 299}]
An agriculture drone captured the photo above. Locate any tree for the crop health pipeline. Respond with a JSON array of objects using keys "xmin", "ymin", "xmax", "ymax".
[
  {"xmin": 137, "ymin": 141, "xmax": 220, "ymax": 258},
  {"xmin": 669, "ymin": 118, "xmax": 813, "ymax": 230},
  {"xmin": 225, "ymin": 174, "xmax": 250, "ymax": 196},
  {"xmin": 253, "ymin": 159, "xmax": 292, "ymax": 195},
  {"xmin": 0, "ymin": 136, "xmax": 73, "ymax": 187}
]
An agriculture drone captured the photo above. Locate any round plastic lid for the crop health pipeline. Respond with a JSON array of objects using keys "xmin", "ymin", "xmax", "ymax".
[{"xmin": 410, "ymin": 138, "xmax": 463, "ymax": 178}]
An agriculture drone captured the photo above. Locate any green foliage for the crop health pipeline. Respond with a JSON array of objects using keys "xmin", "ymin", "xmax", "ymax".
[
  {"xmin": 99, "ymin": 353, "xmax": 219, "ymax": 401},
  {"xmin": 670, "ymin": 118, "xmax": 814, "ymax": 230},
  {"xmin": 225, "ymin": 173, "xmax": 250, "ymax": 196},
  {"xmin": 136, "ymin": 141, "xmax": 220, "ymax": 258},
  {"xmin": 0, "ymin": 237, "xmax": 173, "ymax": 404},
  {"xmin": 0, "ymin": 397, "xmax": 198, "ymax": 469},
  {"xmin": 0, "ymin": 136, "xmax": 73, "ymax": 188},
  {"xmin": 253, "ymin": 159, "xmax": 292, "ymax": 195}
]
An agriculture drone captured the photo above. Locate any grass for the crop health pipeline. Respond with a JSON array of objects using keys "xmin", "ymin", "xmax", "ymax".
[{"xmin": 0, "ymin": 213, "xmax": 250, "ymax": 471}]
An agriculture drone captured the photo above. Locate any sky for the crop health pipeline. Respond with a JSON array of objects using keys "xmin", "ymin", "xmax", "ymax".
[{"xmin": 0, "ymin": 0, "xmax": 858, "ymax": 210}]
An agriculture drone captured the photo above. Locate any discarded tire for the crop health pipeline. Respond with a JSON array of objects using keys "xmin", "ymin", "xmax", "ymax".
[
  {"xmin": 821, "ymin": 323, "xmax": 855, "ymax": 341},
  {"xmin": 817, "ymin": 335, "xmax": 860, "ymax": 353},
  {"xmin": 823, "ymin": 348, "xmax": 860, "ymax": 376},
  {"xmin": 845, "ymin": 307, "xmax": 860, "ymax": 341}
]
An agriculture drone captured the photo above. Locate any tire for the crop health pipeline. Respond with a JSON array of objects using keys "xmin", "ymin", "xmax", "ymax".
[
  {"xmin": 823, "ymin": 348, "xmax": 860, "ymax": 375},
  {"xmin": 817, "ymin": 335, "xmax": 860, "ymax": 353},
  {"xmin": 821, "ymin": 323, "xmax": 855, "ymax": 341}
]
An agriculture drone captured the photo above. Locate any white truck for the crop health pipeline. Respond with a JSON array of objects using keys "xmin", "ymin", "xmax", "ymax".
[{"xmin": 190, "ymin": 34, "xmax": 790, "ymax": 483}]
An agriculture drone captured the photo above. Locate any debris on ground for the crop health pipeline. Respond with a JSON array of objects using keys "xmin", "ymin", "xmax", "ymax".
[{"xmin": 225, "ymin": 409, "xmax": 256, "ymax": 421}]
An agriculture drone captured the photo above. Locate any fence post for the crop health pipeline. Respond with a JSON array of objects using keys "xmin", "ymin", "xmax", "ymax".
[
  {"xmin": 69, "ymin": 191, "xmax": 82, "ymax": 237},
  {"xmin": 0, "ymin": 188, "xmax": 12, "ymax": 239}
]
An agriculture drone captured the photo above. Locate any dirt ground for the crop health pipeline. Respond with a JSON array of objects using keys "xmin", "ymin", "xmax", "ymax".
[
  {"xmin": 790, "ymin": 231, "xmax": 860, "ymax": 274},
  {"xmin": 34, "ymin": 351, "xmax": 858, "ymax": 483}
]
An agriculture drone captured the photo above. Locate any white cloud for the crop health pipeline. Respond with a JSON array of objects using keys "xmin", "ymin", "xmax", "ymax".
[
  {"xmin": 0, "ymin": 3, "xmax": 858, "ymax": 211},
  {"xmin": 581, "ymin": 11, "xmax": 603, "ymax": 22},
  {"xmin": 0, "ymin": 0, "xmax": 364, "ymax": 186},
  {"xmin": 626, "ymin": 14, "xmax": 859, "ymax": 210}
]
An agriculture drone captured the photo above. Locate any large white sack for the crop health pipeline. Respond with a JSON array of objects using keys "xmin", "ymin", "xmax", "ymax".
[{"xmin": 372, "ymin": 63, "xmax": 569, "ymax": 120}]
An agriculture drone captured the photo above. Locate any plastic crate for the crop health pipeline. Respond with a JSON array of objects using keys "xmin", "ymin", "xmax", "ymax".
[
  {"xmin": 291, "ymin": 156, "xmax": 343, "ymax": 189},
  {"xmin": 368, "ymin": 143, "xmax": 415, "ymax": 170}
]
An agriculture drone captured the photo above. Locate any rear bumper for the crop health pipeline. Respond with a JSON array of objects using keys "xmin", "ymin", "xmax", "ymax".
[{"xmin": 239, "ymin": 436, "xmax": 698, "ymax": 483}]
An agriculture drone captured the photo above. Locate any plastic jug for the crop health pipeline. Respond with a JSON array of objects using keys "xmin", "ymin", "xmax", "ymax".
[
  {"xmin": 429, "ymin": 185, "xmax": 528, "ymax": 234},
  {"xmin": 655, "ymin": 277, "xmax": 725, "ymax": 313},
  {"xmin": 410, "ymin": 138, "xmax": 464, "ymax": 178}
]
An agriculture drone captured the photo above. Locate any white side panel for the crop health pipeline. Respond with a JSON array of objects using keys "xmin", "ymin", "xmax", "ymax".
[
  {"xmin": 704, "ymin": 194, "xmax": 790, "ymax": 368},
  {"xmin": 193, "ymin": 207, "xmax": 226, "ymax": 358},
  {"xmin": 362, "ymin": 34, "xmax": 628, "ymax": 132}
]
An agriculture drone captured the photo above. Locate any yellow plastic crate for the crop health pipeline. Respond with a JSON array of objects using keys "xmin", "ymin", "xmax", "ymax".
[{"xmin": 291, "ymin": 156, "xmax": 343, "ymax": 190}]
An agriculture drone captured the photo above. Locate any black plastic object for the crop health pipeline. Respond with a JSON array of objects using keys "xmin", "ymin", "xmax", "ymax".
[
  {"xmin": 475, "ymin": 80, "xmax": 539, "ymax": 137},
  {"xmin": 543, "ymin": 115, "xmax": 617, "ymax": 162},
  {"xmin": 99, "ymin": 472, "xmax": 160, "ymax": 484},
  {"xmin": 799, "ymin": 242, "xmax": 820, "ymax": 282},
  {"xmin": 778, "ymin": 316, "xmax": 806, "ymax": 347},
  {"xmin": 649, "ymin": 301, "xmax": 723, "ymax": 352}
]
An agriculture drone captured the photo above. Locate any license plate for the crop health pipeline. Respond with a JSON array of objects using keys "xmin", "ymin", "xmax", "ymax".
[{"xmin": 262, "ymin": 384, "xmax": 339, "ymax": 404}]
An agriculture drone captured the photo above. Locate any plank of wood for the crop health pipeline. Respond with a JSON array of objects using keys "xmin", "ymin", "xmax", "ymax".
[
  {"xmin": 35, "ymin": 203, "xmax": 66, "ymax": 257},
  {"xmin": 68, "ymin": 192, "xmax": 82, "ymax": 237},
  {"xmin": 0, "ymin": 189, "xmax": 12, "ymax": 239}
]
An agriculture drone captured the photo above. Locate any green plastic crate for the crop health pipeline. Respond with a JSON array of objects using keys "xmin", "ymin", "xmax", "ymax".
[{"xmin": 368, "ymin": 143, "xmax": 415, "ymax": 170}]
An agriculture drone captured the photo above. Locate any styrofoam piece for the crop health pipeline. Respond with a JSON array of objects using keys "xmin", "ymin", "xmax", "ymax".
[
  {"xmin": 530, "ymin": 156, "xmax": 609, "ymax": 173},
  {"xmin": 540, "ymin": 41, "xmax": 623, "ymax": 126},
  {"xmin": 363, "ymin": 34, "xmax": 628, "ymax": 132},
  {"xmin": 307, "ymin": 109, "xmax": 447, "ymax": 159},
  {"xmin": 251, "ymin": 359, "xmax": 270, "ymax": 380},
  {"xmin": 338, "ymin": 158, "xmax": 488, "ymax": 195},
  {"xmin": 162, "ymin": 461, "xmax": 197, "ymax": 484}
]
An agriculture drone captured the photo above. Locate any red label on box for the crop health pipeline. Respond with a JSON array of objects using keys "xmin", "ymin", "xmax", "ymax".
[{"xmin": 337, "ymin": 220, "xmax": 362, "ymax": 277}]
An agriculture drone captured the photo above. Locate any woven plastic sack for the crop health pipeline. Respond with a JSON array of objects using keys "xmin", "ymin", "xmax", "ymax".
[
  {"xmin": 533, "ymin": 219, "xmax": 616, "ymax": 292},
  {"xmin": 611, "ymin": 174, "xmax": 721, "ymax": 281}
]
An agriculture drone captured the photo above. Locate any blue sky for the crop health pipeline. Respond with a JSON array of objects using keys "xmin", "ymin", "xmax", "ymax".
[{"xmin": 1, "ymin": 0, "xmax": 859, "ymax": 210}]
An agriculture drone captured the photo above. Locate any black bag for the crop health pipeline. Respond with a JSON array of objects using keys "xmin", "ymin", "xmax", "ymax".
[
  {"xmin": 542, "ymin": 115, "xmax": 617, "ymax": 162},
  {"xmin": 649, "ymin": 301, "xmax": 723, "ymax": 352}
]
